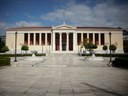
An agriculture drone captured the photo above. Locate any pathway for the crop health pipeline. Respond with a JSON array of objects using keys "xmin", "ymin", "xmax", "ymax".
[{"xmin": 0, "ymin": 54, "xmax": 128, "ymax": 96}]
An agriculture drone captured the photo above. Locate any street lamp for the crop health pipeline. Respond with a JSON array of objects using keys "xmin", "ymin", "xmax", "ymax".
[
  {"xmin": 109, "ymin": 32, "xmax": 112, "ymax": 65},
  {"xmin": 78, "ymin": 44, "xmax": 79, "ymax": 54},
  {"xmin": 47, "ymin": 42, "xmax": 50, "ymax": 53},
  {"xmin": 14, "ymin": 31, "xmax": 18, "ymax": 62},
  {"xmin": 42, "ymin": 42, "xmax": 43, "ymax": 55}
]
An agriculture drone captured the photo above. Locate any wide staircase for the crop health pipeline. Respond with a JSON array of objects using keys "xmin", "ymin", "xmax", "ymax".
[{"xmin": 11, "ymin": 53, "xmax": 108, "ymax": 67}]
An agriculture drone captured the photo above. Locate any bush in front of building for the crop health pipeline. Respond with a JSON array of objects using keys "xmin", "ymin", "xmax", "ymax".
[
  {"xmin": 109, "ymin": 44, "xmax": 117, "ymax": 53},
  {"xmin": 0, "ymin": 57, "xmax": 10, "ymax": 67},
  {"xmin": 103, "ymin": 45, "xmax": 108, "ymax": 50},
  {"xmin": 102, "ymin": 45, "xmax": 108, "ymax": 54},
  {"xmin": 21, "ymin": 45, "xmax": 29, "ymax": 54},
  {"xmin": 0, "ymin": 46, "xmax": 9, "ymax": 53},
  {"xmin": 112, "ymin": 57, "xmax": 128, "ymax": 68},
  {"xmin": 84, "ymin": 42, "xmax": 97, "ymax": 54}
]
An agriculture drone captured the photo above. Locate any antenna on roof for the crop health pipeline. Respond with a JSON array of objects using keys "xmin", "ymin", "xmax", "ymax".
[
  {"xmin": 63, "ymin": 11, "xmax": 66, "ymax": 25},
  {"xmin": 22, "ymin": 24, "xmax": 25, "ymax": 27}
]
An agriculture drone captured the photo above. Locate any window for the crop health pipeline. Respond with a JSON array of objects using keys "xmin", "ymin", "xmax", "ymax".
[
  {"xmin": 89, "ymin": 33, "xmax": 93, "ymax": 43},
  {"xmin": 101, "ymin": 33, "xmax": 104, "ymax": 45},
  {"xmin": 36, "ymin": 33, "xmax": 39, "ymax": 45},
  {"xmin": 83, "ymin": 33, "xmax": 87, "ymax": 44},
  {"xmin": 69, "ymin": 33, "xmax": 73, "ymax": 51},
  {"xmin": 47, "ymin": 33, "xmax": 51, "ymax": 45},
  {"xmin": 83, "ymin": 33, "xmax": 87, "ymax": 40},
  {"xmin": 24, "ymin": 33, "xmax": 28, "ymax": 45},
  {"xmin": 41, "ymin": 33, "xmax": 45, "ymax": 45},
  {"xmin": 55, "ymin": 33, "xmax": 60, "ymax": 50},
  {"xmin": 77, "ymin": 33, "xmax": 81, "ymax": 45},
  {"xmin": 30, "ymin": 33, "xmax": 34, "ymax": 45},
  {"xmin": 95, "ymin": 33, "xmax": 99, "ymax": 45}
]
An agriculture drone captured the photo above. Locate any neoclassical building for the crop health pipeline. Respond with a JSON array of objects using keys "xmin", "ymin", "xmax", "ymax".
[{"xmin": 6, "ymin": 23, "xmax": 124, "ymax": 53}]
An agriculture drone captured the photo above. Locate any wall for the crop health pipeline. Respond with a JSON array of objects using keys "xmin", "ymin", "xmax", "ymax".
[{"xmin": 6, "ymin": 29, "xmax": 124, "ymax": 53}]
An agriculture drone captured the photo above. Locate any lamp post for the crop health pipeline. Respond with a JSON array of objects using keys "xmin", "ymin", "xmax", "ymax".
[
  {"xmin": 109, "ymin": 32, "xmax": 112, "ymax": 64},
  {"xmin": 49, "ymin": 43, "xmax": 50, "ymax": 53},
  {"xmin": 14, "ymin": 31, "xmax": 18, "ymax": 62},
  {"xmin": 78, "ymin": 45, "xmax": 79, "ymax": 54},
  {"xmin": 42, "ymin": 42, "xmax": 43, "ymax": 55}
]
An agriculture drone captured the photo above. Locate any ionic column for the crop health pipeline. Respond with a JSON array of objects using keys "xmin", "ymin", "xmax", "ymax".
[
  {"xmin": 59, "ymin": 33, "xmax": 62, "ymax": 51},
  {"xmin": 93, "ymin": 33, "xmax": 95, "ymax": 44},
  {"xmin": 66, "ymin": 33, "xmax": 69, "ymax": 51},
  {"xmin": 52, "ymin": 32, "xmax": 55, "ymax": 51},
  {"xmin": 34, "ymin": 33, "xmax": 35, "ymax": 45},
  {"xmin": 45, "ymin": 33, "xmax": 47, "ymax": 45},
  {"xmin": 87, "ymin": 33, "xmax": 89, "ymax": 39},
  {"xmin": 28, "ymin": 33, "xmax": 30, "ymax": 45},
  {"xmin": 99, "ymin": 33, "xmax": 101, "ymax": 45},
  {"xmin": 81, "ymin": 33, "xmax": 83, "ymax": 42},
  {"xmin": 39, "ymin": 33, "xmax": 41, "ymax": 45},
  {"xmin": 87, "ymin": 33, "xmax": 89, "ymax": 43},
  {"xmin": 73, "ymin": 33, "xmax": 76, "ymax": 51}
]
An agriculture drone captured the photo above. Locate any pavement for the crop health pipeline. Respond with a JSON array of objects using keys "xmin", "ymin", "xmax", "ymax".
[{"xmin": 0, "ymin": 54, "xmax": 128, "ymax": 96}]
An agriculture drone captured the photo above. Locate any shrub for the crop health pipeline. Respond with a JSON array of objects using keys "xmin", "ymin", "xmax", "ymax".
[
  {"xmin": 124, "ymin": 45, "xmax": 128, "ymax": 53},
  {"xmin": 0, "ymin": 53, "xmax": 46, "ymax": 57},
  {"xmin": 112, "ymin": 57, "xmax": 128, "ymax": 68},
  {"xmin": 21, "ymin": 45, "xmax": 29, "ymax": 54},
  {"xmin": 81, "ymin": 53, "xmax": 128, "ymax": 57},
  {"xmin": 109, "ymin": 44, "xmax": 117, "ymax": 53},
  {"xmin": 84, "ymin": 43, "xmax": 97, "ymax": 53},
  {"xmin": 103, "ymin": 45, "xmax": 108, "ymax": 50},
  {"xmin": 0, "ymin": 57, "xmax": 10, "ymax": 67},
  {"xmin": 1, "ymin": 46, "xmax": 9, "ymax": 52}
]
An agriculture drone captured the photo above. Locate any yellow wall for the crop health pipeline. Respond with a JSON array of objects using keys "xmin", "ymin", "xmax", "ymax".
[
  {"xmin": 6, "ymin": 32, "xmax": 15, "ymax": 53},
  {"xmin": 6, "ymin": 29, "xmax": 124, "ymax": 53}
]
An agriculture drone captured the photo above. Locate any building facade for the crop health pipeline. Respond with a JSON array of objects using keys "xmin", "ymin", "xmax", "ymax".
[{"xmin": 6, "ymin": 23, "xmax": 124, "ymax": 53}]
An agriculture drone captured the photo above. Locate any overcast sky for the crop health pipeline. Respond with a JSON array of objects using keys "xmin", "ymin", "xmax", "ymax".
[{"xmin": 0, "ymin": 0, "xmax": 128, "ymax": 35}]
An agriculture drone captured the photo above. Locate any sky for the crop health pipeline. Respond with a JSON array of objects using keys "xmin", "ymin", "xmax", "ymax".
[{"xmin": 0, "ymin": 0, "xmax": 128, "ymax": 35}]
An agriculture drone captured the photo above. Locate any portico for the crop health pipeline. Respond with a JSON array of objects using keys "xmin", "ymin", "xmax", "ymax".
[
  {"xmin": 53, "ymin": 33, "xmax": 73, "ymax": 51},
  {"xmin": 52, "ymin": 24, "xmax": 77, "ymax": 52}
]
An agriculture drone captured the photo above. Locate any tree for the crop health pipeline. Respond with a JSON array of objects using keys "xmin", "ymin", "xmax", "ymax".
[
  {"xmin": 109, "ymin": 44, "xmax": 117, "ymax": 53},
  {"xmin": 1, "ymin": 46, "xmax": 9, "ymax": 53},
  {"xmin": 102, "ymin": 45, "xmax": 108, "ymax": 54},
  {"xmin": 124, "ymin": 44, "xmax": 128, "ymax": 53},
  {"xmin": 84, "ymin": 42, "xmax": 97, "ymax": 54},
  {"xmin": 21, "ymin": 45, "xmax": 29, "ymax": 54},
  {"xmin": 124, "ymin": 40, "xmax": 128, "ymax": 53},
  {"xmin": 0, "ymin": 37, "xmax": 5, "ymax": 52}
]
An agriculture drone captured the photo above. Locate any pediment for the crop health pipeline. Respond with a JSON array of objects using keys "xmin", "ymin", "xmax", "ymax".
[{"xmin": 52, "ymin": 23, "xmax": 76, "ymax": 30}]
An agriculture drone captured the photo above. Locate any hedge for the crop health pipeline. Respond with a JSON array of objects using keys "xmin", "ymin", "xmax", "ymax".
[
  {"xmin": 0, "ymin": 58, "xmax": 10, "ymax": 67},
  {"xmin": 0, "ymin": 53, "xmax": 46, "ymax": 58},
  {"xmin": 112, "ymin": 57, "xmax": 128, "ymax": 68},
  {"xmin": 81, "ymin": 53, "xmax": 128, "ymax": 57}
]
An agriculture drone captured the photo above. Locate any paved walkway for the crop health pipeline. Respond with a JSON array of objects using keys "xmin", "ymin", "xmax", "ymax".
[{"xmin": 0, "ymin": 54, "xmax": 128, "ymax": 96}]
